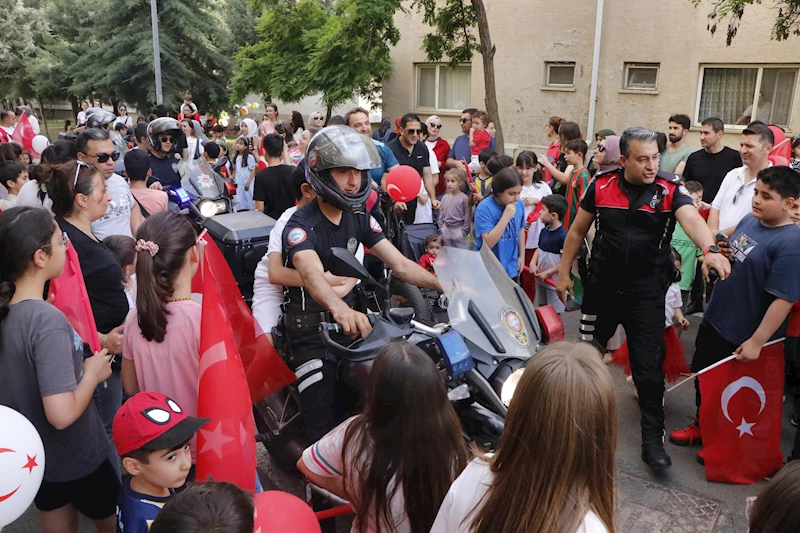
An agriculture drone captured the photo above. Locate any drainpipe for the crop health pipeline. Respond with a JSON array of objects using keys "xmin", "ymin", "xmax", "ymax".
[{"xmin": 586, "ymin": 0, "xmax": 604, "ymax": 139}]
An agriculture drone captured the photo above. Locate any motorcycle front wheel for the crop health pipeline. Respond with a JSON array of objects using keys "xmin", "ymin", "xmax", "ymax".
[
  {"xmin": 252, "ymin": 388, "xmax": 306, "ymax": 470},
  {"xmin": 387, "ymin": 277, "xmax": 433, "ymax": 324}
]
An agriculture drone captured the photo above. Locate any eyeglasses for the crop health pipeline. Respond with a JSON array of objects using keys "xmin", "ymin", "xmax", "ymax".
[
  {"xmin": 88, "ymin": 152, "xmax": 120, "ymax": 163},
  {"xmin": 160, "ymin": 135, "xmax": 174, "ymax": 143},
  {"xmin": 430, "ymin": 123, "xmax": 442, "ymax": 128},
  {"xmin": 459, "ymin": 118, "xmax": 470, "ymax": 123},
  {"xmin": 73, "ymin": 160, "xmax": 91, "ymax": 188},
  {"xmin": 406, "ymin": 129, "xmax": 423, "ymax": 135},
  {"xmin": 41, "ymin": 232, "xmax": 70, "ymax": 250}
]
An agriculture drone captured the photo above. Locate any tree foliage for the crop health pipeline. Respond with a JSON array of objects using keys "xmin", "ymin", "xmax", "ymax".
[
  {"xmin": 0, "ymin": 0, "xmax": 47, "ymax": 100},
  {"xmin": 232, "ymin": 0, "xmax": 400, "ymax": 113},
  {"xmin": 692, "ymin": 0, "xmax": 800, "ymax": 45}
]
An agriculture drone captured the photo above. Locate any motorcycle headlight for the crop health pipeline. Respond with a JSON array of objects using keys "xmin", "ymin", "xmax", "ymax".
[
  {"xmin": 501, "ymin": 368, "xmax": 525, "ymax": 407},
  {"xmin": 215, "ymin": 200, "xmax": 227, "ymax": 214},
  {"xmin": 198, "ymin": 200, "xmax": 218, "ymax": 218}
]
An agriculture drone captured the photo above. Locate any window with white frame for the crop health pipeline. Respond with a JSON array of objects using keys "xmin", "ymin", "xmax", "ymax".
[
  {"xmin": 624, "ymin": 63, "xmax": 659, "ymax": 91},
  {"xmin": 543, "ymin": 61, "xmax": 575, "ymax": 88},
  {"xmin": 696, "ymin": 65, "xmax": 798, "ymax": 127},
  {"xmin": 415, "ymin": 64, "xmax": 471, "ymax": 112}
]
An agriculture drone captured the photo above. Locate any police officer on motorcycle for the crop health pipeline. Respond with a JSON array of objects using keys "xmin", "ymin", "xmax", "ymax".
[
  {"xmin": 147, "ymin": 118, "xmax": 183, "ymax": 188},
  {"xmin": 556, "ymin": 127, "xmax": 731, "ymax": 471},
  {"xmin": 281, "ymin": 125, "xmax": 442, "ymax": 442}
]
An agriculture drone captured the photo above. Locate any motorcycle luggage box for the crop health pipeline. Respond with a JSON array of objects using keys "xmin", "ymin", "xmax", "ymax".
[{"xmin": 202, "ymin": 211, "xmax": 275, "ymax": 302}]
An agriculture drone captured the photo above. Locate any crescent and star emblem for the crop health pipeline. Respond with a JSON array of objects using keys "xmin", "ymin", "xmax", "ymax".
[
  {"xmin": 386, "ymin": 184, "xmax": 407, "ymax": 201},
  {"xmin": 720, "ymin": 376, "xmax": 766, "ymax": 438},
  {"xmin": 0, "ymin": 447, "xmax": 39, "ymax": 502}
]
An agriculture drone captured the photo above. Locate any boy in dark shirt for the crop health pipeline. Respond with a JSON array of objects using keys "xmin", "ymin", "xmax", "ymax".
[
  {"xmin": 671, "ymin": 166, "xmax": 800, "ymax": 447},
  {"xmin": 253, "ymin": 133, "xmax": 297, "ymax": 220},
  {"xmin": 113, "ymin": 392, "xmax": 209, "ymax": 533}
]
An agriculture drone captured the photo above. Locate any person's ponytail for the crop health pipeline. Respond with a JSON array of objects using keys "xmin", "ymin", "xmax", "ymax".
[
  {"xmin": 134, "ymin": 212, "xmax": 197, "ymax": 343},
  {"xmin": 38, "ymin": 161, "xmax": 100, "ymax": 218},
  {"xmin": 0, "ymin": 207, "xmax": 57, "ymax": 335}
]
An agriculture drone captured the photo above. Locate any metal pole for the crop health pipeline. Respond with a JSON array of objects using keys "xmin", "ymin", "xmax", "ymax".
[
  {"xmin": 586, "ymin": 0, "xmax": 604, "ymax": 140},
  {"xmin": 150, "ymin": 0, "xmax": 163, "ymax": 105}
]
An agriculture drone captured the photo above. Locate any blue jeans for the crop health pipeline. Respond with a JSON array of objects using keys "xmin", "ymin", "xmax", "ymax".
[{"xmin": 93, "ymin": 370, "xmax": 123, "ymax": 478}]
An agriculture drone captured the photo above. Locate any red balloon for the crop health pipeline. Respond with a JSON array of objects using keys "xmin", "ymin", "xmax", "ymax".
[
  {"xmin": 769, "ymin": 155, "xmax": 790, "ymax": 167},
  {"xmin": 385, "ymin": 165, "xmax": 421, "ymax": 202},
  {"xmin": 253, "ymin": 491, "xmax": 321, "ymax": 533}
]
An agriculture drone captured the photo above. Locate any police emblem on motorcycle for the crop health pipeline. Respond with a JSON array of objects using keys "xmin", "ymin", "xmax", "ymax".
[
  {"xmin": 499, "ymin": 306, "xmax": 529, "ymax": 347},
  {"xmin": 308, "ymin": 151, "xmax": 318, "ymax": 168},
  {"xmin": 287, "ymin": 228, "xmax": 307, "ymax": 246},
  {"xmin": 347, "ymin": 237, "xmax": 358, "ymax": 254},
  {"xmin": 198, "ymin": 173, "xmax": 213, "ymax": 189}
]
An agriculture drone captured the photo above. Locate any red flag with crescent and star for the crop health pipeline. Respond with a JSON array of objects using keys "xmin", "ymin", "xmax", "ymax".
[
  {"xmin": 191, "ymin": 232, "xmax": 296, "ymax": 404},
  {"xmin": 195, "ymin": 245, "xmax": 258, "ymax": 490},
  {"xmin": 48, "ymin": 244, "xmax": 102, "ymax": 353},
  {"xmin": 10, "ymin": 112, "xmax": 34, "ymax": 152},
  {"xmin": 699, "ymin": 341, "xmax": 785, "ymax": 484}
]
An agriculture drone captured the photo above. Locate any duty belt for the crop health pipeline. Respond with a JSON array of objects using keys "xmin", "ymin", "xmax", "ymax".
[{"xmin": 281, "ymin": 310, "xmax": 334, "ymax": 338}]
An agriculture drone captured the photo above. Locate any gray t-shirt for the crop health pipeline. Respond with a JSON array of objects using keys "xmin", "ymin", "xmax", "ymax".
[
  {"xmin": 91, "ymin": 173, "xmax": 134, "ymax": 240},
  {"xmin": 0, "ymin": 300, "xmax": 108, "ymax": 482},
  {"xmin": 659, "ymin": 145, "xmax": 693, "ymax": 174}
]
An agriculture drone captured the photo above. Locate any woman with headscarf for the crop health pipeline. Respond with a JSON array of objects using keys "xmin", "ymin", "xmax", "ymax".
[
  {"xmin": 372, "ymin": 117, "xmax": 391, "ymax": 141},
  {"xmin": 588, "ymin": 129, "xmax": 615, "ymax": 175},
  {"xmin": 425, "ymin": 115, "xmax": 451, "ymax": 197},
  {"xmin": 308, "ymin": 111, "xmax": 325, "ymax": 130},
  {"xmin": 590, "ymin": 135, "xmax": 621, "ymax": 177},
  {"xmin": 239, "ymin": 117, "xmax": 261, "ymax": 167}
]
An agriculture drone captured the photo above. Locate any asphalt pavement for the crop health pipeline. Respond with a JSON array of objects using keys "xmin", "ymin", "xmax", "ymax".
[{"xmin": 4, "ymin": 310, "xmax": 794, "ymax": 533}]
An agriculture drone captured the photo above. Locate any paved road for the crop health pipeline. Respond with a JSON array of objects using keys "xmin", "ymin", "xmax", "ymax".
[{"xmin": 4, "ymin": 311, "xmax": 794, "ymax": 532}]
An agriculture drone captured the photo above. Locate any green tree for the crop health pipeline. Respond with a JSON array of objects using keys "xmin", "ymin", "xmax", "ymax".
[
  {"xmin": 0, "ymin": 0, "xmax": 46, "ymax": 101},
  {"xmin": 232, "ymin": 0, "xmax": 400, "ymax": 119},
  {"xmin": 222, "ymin": 0, "xmax": 259, "ymax": 56},
  {"xmin": 74, "ymin": 0, "xmax": 233, "ymax": 113},
  {"xmin": 692, "ymin": 0, "xmax": 800, "ymax": 45},
  {"xmin": 412, "ymin": 0, "xmax": 504, "ymax": 154}
]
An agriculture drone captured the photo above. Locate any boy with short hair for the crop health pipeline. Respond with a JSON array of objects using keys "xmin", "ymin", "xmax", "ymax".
[
  {"xmin": 531, "ymin": 195, "xmax": 569, "ymax": 314},
  {"xmin": 149, "ymin": 482, "xmax": 254, "ymax": 533},
  {"xmin": 253, "ymin": 133, "xmax": 296, "ymax": 220},
  {"xmin": 0, "ymin": 161, "xmax": 29, "ymax": 207},
  {"xmin": 671, "ymin": 166, "xmax": 800, "ymax": 446},
  {"xmin": 113, "ymin": 392, "xmax": 209, "ymax": 533},
  {"xmin": 562, "ymin": 138, "xmax": 590, "ymax": 230},
  {"xmin": 671, "ymin": 180, "xmax": 705, "ymax": 311},
  {"xmin": 124, "ymin": 149, "xmax": 168, "ymax": 216},
  {"xmin": 472, "ymin": 148, "xmax": 497, "ymax": 202}
]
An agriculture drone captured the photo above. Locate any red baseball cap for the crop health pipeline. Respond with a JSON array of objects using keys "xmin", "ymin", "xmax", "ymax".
[{"xmin": 113, "ymin": 391, "xmax": 210, "ymax": 457}]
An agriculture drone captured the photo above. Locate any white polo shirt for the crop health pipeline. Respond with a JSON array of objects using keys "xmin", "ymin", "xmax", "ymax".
[{"xmin": 711, "ymin": 163, "xmax": 772, "ymax": 232}]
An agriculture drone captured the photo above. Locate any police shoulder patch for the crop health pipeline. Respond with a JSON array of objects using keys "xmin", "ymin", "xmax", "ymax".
[
  {"xmin": 678, "ymin": 185, "xmax": 691, "ymax": 197},
  {"xmin": 370, "ymin": 216, "xmax": 382, "ymax": 233},
  {"xmin": 286, "ymin": 227, "xmax": 307, "ymax": 246},
  {"xmin": 656, "ymin": 170, "xmax": 682, "ymax": 184}
]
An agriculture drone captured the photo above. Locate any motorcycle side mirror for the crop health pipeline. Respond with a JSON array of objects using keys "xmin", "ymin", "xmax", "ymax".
[{"xmin": 326, "ymin": 248, "xmax": 378, "ymax": 287}]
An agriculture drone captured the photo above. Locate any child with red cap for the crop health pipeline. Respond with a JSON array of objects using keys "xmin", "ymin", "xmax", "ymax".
[{"xmin": 112, "ymin": 391, "xmax": 209, "ymax": 533}]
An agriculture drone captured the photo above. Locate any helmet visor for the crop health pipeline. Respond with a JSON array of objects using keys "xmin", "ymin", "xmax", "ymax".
[{"xmin": 307, "ymin": 126, "xmax": 381, "ymax": 173}]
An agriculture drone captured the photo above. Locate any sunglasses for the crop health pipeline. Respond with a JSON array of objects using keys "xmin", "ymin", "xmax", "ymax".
[
  {"xmin": 73, "ymin": 160, "xmax": 92, "ymax": 188},
  {"xmin": 733, "ymin": 183, "xmax": 750, "ymax": 205},
  {"xmin": 89, "ymin": 152, "xmax": 120, "ymax": 163},
  {"xmin": 160, "ymin": 135, "xmax": 174, "ymax": 143},
  {"xmin": 460, "ymin": 118, "xmax": 470, "ymax": 123},
  {"xmin": 312, "ymin": 116, "xmax": 324, "ymax": 121},
  {"xmin": 430, "ymin": 123, "xmax": 442, "ymax": 128},
  {"xmin": 406, "ymin": 129, "xmax": 423, "ymax": 135}
]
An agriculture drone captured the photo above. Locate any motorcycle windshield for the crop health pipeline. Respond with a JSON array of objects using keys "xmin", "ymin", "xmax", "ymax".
[
  {"xmin": 434, "ymin": 246, "xmax": 539, "ymax": 358},
  {"xmin": 178, "ymin": 158, "xmax": 226, "ymax": 199}
]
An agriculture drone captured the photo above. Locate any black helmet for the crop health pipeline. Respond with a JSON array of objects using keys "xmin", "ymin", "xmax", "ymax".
[
  {"xmin": 305, "ymin": 125, "xmax": 380, "ymax": 213},
  {"xmin": 85, "ymin": 108, "xmax": 116, "ymax": 129},
  {"xmin": 148, "ymin": 117, "xmax": 182, "ymax": 153}
]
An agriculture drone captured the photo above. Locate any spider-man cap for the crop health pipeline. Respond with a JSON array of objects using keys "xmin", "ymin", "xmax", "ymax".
[{"xmin": 113, "ymin": 391, "xmax": 210, "ymax": 457}]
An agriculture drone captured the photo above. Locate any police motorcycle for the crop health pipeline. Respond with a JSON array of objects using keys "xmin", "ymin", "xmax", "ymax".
[{"xmin": 253, "ymin": 244, "xmax": 565, "ymax": 470}]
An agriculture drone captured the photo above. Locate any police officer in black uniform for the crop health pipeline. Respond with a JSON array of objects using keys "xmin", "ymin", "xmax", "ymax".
[
  {"xmin": 556, "ymin": 127, "xmax": 731, "ymax": 470},
  {"xmin": 280, "ymin": 125, "xmax": 442, "ymax": 443}
]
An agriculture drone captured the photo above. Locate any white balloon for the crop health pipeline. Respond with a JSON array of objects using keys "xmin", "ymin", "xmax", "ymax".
[
  {"xmin": 31, "ymin": 135, "xmax": 50, "ymax": 155},
  {"xmin": 0, "ymin": 406, "xmax": 45, "ymax": 527}
]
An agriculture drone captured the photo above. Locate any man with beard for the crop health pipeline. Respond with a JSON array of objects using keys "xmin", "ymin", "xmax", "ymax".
[
  {"xmin": 682, "ymin": 117, "xmax": 742, "ymax": 203},
  {"xmin": 659, "ymin": 114, "xmax": 693, "ymax": 176}
]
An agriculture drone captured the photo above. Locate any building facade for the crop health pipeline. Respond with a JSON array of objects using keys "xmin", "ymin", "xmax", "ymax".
[{"xmin": 382, "ymin": 0, "xmax": 800, "ymax": 152}]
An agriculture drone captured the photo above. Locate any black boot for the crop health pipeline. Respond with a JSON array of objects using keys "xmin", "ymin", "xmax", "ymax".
[{"xmin": 642, "ymin": 442, "xmax": 672, "ymax": 470}]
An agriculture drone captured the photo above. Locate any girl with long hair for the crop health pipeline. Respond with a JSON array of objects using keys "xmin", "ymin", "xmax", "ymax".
[
  {"xmin": 260, "ymin": 103, "xmax": 278, "ymax": 136},
  {"xmin": 181, "ymin": 118, "xmax": 204, "ymax": 160},
  {"xmin": 298, "ymin": 342, "xmax": 468, "ymax": 533},
  {"xmin": 231, "ymin": 135, "xmax": 256, "ymax": 211},
  {"xmin": 0, "ymin": 207, "xmax": 117, "ymax": 533},
  {"xmin": 474, "ymin": 167, "xmax": 526, "ymax": 279},
  {"xmin": 120, "ymin": 212, "xmax": 202, "ymax": 459},
  {"xmin": 540, "ymin": 121, "xmax": 582, "ymax": 195},
  {"xmin": 431, "ymin": 342, "xmax": 616, "ymax": 533},
  {"xmin": 274, "ymin": 120, "xmax": 302, "ymax": 165},
  {"xmin": 517, "ymin": 150, "xmax": 552, "ymax": 302},
  {"xmin": 290, "ymin": 110, "xmax": 305, "ymax": 143}
]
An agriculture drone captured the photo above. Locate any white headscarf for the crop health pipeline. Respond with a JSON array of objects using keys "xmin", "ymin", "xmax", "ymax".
[
  {"xmin": 425, "ymin": 115, "xmax": 442, "ymax": 141},
  {"xmin": 240, "ymin": 118, "xmax": 258, "ymax": 140}
]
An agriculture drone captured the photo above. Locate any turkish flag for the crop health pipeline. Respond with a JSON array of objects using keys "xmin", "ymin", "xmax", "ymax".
[
  {"xmin": 192, "ymin": 233, "xmax": 296, "ymax": 403},
  {"xmin": 49, "ymin": 245, "xmax": 101, "ymax": 353},
  {"xmin": 11, "ymin": 113, "xmax": 34, "ymax": 152},
  {"xmin": 195, "ymin": 249, "xmax": 257, "ymax": 490},
  {"xmin": 699, "ymin": 342, "xmax": 785, "ymax": 484},
  {"xmin": 526, "ymin": 201, "xmax": 544, "ymax": 225}
]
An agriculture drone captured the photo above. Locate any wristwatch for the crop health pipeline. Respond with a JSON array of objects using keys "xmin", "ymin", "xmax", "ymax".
[{"xmin": 703, "ymin": 245, "xmax": 721, "ymax": 256}]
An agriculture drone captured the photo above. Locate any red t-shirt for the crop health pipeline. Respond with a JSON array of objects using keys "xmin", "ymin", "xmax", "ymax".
[
  {"xmin": 470, "ymin": 130, "xmax": 491, "ymax": 156},
  {"xmin": 419, "ymin": 253, "xmax": 436, "ymax": 274}
]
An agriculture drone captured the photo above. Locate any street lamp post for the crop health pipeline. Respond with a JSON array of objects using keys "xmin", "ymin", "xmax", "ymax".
[{"xmin": 150, "ymin": 0, "xmax": 163, "ymax": 105}]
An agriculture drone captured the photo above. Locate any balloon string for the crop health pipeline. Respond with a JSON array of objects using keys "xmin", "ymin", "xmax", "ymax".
[{"xmin": 665, "ymin": 337, "xmax": 784, "ymax": 393}]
